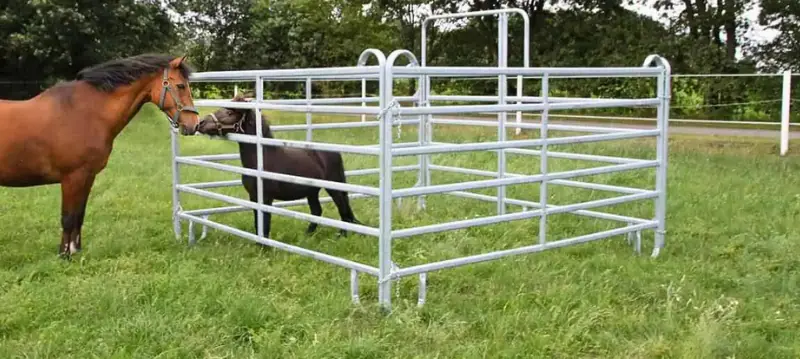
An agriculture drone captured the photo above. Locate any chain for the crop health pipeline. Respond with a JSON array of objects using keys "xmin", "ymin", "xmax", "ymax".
[
  {"xmin": 375, "ymin": 261, "xmax": 402, "ymax": 301},
  {"xmin": 376, "ymin": 99, "xmax": 403, "ymax": 140}
]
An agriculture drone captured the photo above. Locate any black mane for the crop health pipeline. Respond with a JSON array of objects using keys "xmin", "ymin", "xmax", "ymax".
[
  {"xmin": 243, "ymin": 109, "xmax": 273, "ymax": 138},
  {"xmin": 76, "ymin": 53, "xmax": 194, "ymax": 92}
]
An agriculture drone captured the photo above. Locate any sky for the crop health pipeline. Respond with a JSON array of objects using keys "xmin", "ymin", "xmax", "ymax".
[
  {"xmin": 166, "ymin": 0, "xmax": 781, "ymax": 60},
  {"xmin": 622, "ymin": 1, "xmax": 779, "ymax": 44}
]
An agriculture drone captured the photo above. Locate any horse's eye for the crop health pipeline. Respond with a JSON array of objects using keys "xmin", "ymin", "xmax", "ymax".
[{"xmin": 176, "ymin": 83, "xmax": 186, "ymax": 90}]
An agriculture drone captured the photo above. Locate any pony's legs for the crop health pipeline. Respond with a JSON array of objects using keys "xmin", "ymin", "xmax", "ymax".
[
  {"xmin": 327, "ymin": 189, "xmax": 359, "ymax": 236},
  {"xmin": 59, "ymin": 170, "xmax": 96, "ymax": 258},
  {"xmin": 248, "ymin": 187, "xmax": 273, "ymax": 239},
  {"xmin": 306, "ymin": 191, "xmax": 322, "ymax": 234}
]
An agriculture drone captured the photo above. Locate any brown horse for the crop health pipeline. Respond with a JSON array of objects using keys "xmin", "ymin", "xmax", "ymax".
[
  {"xmin": 196, "ymin": 94, "xmax": 360, "ymax": 238},
  {"xmin": 0, "ymin": 53, "xmax": 201, "ymax": 258}
]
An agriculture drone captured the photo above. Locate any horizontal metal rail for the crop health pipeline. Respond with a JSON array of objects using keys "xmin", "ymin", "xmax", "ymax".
[
  {"xmin": 183, "ymin": 205, "xmax": 246, "ymax": 216},
  {"xmin": 429, "ymin": 164, "xmax": 650, "ymax": 194},
  {"xmin": 232, "ymin": 95, "xmax": 415, "ymax": 105},
  {"xmin": 269, "ymin": 118, "xmax": 419, "ymax": 132},
  {"xmin": 191, "ymin": 66, "xmax": 382, "ymax": 81},
  {"xmin": 223, "ymin": 133, "xmax": 380, "ymax": 156},
  {"xmin": 428, "ymin": 117, "xmax": 642, "ymax": 134},
  {"xmin": 195, "ymin": 100, "xmax": 381, "ymax": 115},
  {"xmin": 183, "ymin": 191, "xmax": 374, "ymax": 217},
  {"xmin": 180, "ymin": 165, "xmax": 420, "ymax": 192},
  {"xmin": 393, "ymin": 160, "xmax": 658, "ymax": 198},
  {"xmin": 424, "ymin": 141, "xmax": 647, "ymax": 164},
  {"xmin": 393, "ymin": 129, "xmax": 660, "ymax": 157},
  {"xmin": 183, "ymin": 180, "xmax": 241, "ymax": 189},
  {"xmin": 177, "ymin": 185, "xmax": 380, "ymax": 237},
  {"xmin": 346, "ymin": 164, "xmax": 419, "ymax": 177},
  {"xmin": 392, "ymin": 221, "xmax": 658, "ymax": 277},
  {"xmin": 176, "ymin": 157, "xmax": 381, "ymax": 196},
  {"xmin": 503, "ymin": 148, "xmax": 648, "ymax": 165},
  {"xmin": 178, "ymin": 212, "xmax": 379, "ymax": 276},
  {"xmin": 396, "ymin": 98, "xmax": 661, "ymax": 116},
  {"xmin": 182, "ymin": 153, "xmax": 241, "ymax": 162},
  {"xmin": 428, "ymin": 95, "xmax": 644, "ymax": 104},
  {"xmin": 364, "ymin": 141, "xmax": 423, "ymax": 149},
  {"xmin": 446, "ymin": 190, "xmax": 652, "ymax": 224},
  {"xmin": 394, "ymin": 66, "xmax": 665, "ymax": 78},
  {"xmin": 392, "ymin": 191, "xmax": 658, "ymax": 238}
]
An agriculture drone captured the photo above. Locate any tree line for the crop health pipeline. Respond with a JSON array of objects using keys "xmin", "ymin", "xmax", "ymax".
[{"xmin": 1, "ymin": 0, "xmax": 797, "ymax": 121}]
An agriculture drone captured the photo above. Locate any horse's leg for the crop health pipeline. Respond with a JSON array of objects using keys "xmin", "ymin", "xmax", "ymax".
[
  {"xmin": 327, "ymin": 189, "xmax": 358, "ymax": 237},
  {"xmin": 262, "ymin": 196, "xmax": 273, "ymax": 238},
  {"xmin": 247, "ymin": 185, "xmax": 273, "ymax": 238},
  {"xmin": 59, "ymin": 170, "xmax": 96, "ymax": 258},
  {"xmin": 306, "ymin": 190, "xmax": 322, "ymax": 234}
]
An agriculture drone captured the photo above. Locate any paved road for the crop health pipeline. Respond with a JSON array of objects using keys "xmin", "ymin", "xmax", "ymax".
[{"xmin": 450, "ymin": 116, "xmax": 800, "ymax": 139}]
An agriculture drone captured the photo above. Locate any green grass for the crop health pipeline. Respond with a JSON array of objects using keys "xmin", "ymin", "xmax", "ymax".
[{"xmin": 1, "ymin": 103, "xmax": 799, "ymax": 358}]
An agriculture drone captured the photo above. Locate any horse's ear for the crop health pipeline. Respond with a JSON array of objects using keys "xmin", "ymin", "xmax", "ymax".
[
  {"xmin": 233, "ymin": 92, "xmax": 250, "ymax": 102},
  {"xmin": 237, "ymin": 91, "xmax": 255, "ymax": 101},
  {"xmin": 170, "ymin": 55, "xmax": 188, "ymax": 68}
]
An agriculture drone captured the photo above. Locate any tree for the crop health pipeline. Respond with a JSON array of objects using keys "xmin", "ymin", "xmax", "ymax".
[
  {"xmin": 0, "ymin": 0, "xmax": 178, "ymax": 99},
  {"xmin": 752, "ymin": 0, "xmax": 799, "ymax": 71},
  {"xmin": 651, "ymin": 0, "xmax": 750, "ymax": 63}
]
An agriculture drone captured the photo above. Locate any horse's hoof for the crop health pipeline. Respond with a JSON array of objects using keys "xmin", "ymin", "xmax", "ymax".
[
  {"xmin": 57, "ymin": 250, "xmax": 73, "ymax": 261},
  {"xmin": 70, "ymin": 241, "xmax": 81, "ymax": 254}
]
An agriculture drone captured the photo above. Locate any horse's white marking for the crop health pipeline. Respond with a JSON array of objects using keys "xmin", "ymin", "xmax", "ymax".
[{"xmin": 69, "ymin": 238, "xmax": 79, "ymax": 254}]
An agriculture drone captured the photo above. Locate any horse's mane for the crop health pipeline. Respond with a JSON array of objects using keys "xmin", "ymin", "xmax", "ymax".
[
  {"xmin": 76, "ymin": 53, "xmax": 194, "ymax": 92},
  {"xmin": 244, "ymin": 108, "xmax": 273, "ymax": 138}
]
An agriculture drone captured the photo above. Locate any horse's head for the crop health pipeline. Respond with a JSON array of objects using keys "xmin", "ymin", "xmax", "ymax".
[
  {"xmin": 197, "ymin": 94, "xmax": 269, "ymax": 137},
  {"xmin": 150, "ymin": 55, "xmax": 200, "ymax": 135}
]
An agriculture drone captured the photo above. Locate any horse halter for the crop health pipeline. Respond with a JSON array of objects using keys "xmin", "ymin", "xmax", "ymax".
[
  {"xmin": 158, "ymin": 68, "xmax": 199, "ymax": 130},
  {"xmin": 205, "ymin": 112, "xmax": 245, "ymax": 135}
]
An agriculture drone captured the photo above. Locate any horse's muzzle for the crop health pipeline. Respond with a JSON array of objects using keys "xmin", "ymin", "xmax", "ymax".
[{"xmin": 196, "ymin": 116, "xmax": 221, "ymax": 136}]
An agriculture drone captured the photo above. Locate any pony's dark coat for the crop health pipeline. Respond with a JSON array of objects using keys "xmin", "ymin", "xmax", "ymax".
[{"xmin": 197, "ymin": 101, "xmax": 361, "ymax": 238}]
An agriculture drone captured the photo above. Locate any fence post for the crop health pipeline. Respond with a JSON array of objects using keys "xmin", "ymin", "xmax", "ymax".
[{"xmin": 780, "ymin": 70, "xmax": 792, "ymax": 156}]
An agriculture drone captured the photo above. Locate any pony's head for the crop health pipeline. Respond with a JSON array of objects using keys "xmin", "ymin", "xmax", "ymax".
[{"xmin": 197, "ymin": 94, "xmax": 270, "ymax": 137}]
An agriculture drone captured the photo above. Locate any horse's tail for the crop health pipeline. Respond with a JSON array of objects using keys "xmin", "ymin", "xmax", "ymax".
[
  {"xmin": 323, "ymin": 152, "xmax": 360, "ymax": 224},
  {"xmin": 328, "ymin": 152, "xmax": 347, "ymax": 184}
]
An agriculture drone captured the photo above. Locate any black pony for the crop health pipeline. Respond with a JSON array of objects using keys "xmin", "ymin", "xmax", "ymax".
[{"xmin": 196, "ymin": 94, "xmax": 360, "ymax": 238}]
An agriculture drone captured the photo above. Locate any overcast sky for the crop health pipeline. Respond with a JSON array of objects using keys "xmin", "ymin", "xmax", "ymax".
[{"xmin": 621, "ymin": 1, "xmax": 779, "ymax": 44}]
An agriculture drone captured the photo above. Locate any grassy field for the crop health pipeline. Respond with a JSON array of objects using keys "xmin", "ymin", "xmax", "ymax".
[{"xmin": 1, "ymin": 104, "xmax": 799, "ymax": 358}]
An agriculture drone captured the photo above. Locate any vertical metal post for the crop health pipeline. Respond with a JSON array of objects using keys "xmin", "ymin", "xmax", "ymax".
[
  {"xmin": 417, "ymin": 273, "xmax": 427, "ymax": 307},
  {"xmin": 255, "ymin": 77, "xmax": 265, "ymax": 240},
  {"xmin": 421, "ymin": 23, "xmax": 432, "ymax": 210},
  {"xmin": 170, "ymin": 129, "xmax": 181, "ymax": 239},
  {"xmin": 350, "ymin": 269, "xmax": 360, "ymax": 304},
  {"xmin": 378, "ymin": 61, "xmax": 393, "ymax": 311},
  {"xmin": 306, "ymin": 77, "xmax": 313, "ymax": 141},
  {"xmin": 188, "ymin": 220, "xmax": 196, "ymax": 245},
  {"xmin": 780, "ymin": 70, "xmax": 792, "ymax": 156},
  {"xmin": 539, "ymin": 74, "xmax": 549, "ymax": 245},
  {"xmin": 417, "ymin": 72, "xmax": 428, "ymax": 210},
  {"xmin": 515, "ymin": 12, "xmax": 529, "ymax": 135},
  {"xmin": 361, "ymin": 78, "xmax": 367, "ymax": 122},
  {"xmin": 496, "ymin": 13, "xmax": 508, "ymax": 215},
  {"xmin": 653, "ymin": 59, "xmax": 670, "ymax": 257}
]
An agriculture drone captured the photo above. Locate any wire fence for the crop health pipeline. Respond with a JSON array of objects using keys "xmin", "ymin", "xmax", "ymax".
[{"xmin": 4, "ymin": 72, "xmax": 796, "ymax": 127}]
